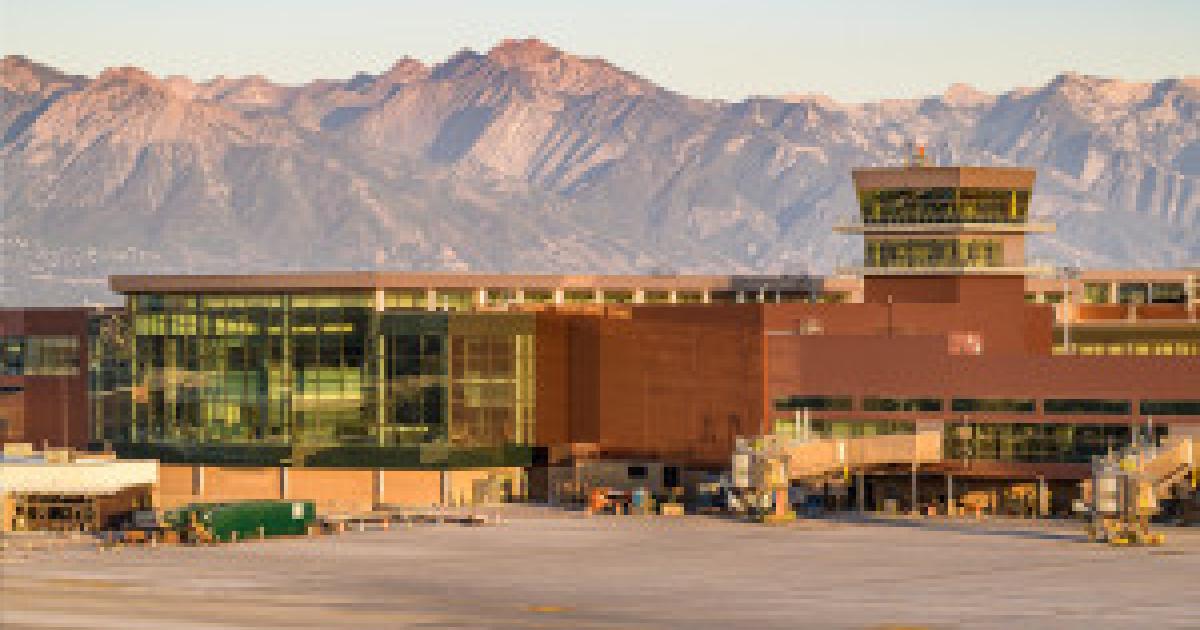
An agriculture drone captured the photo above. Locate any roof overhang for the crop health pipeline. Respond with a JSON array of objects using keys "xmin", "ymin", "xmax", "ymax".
[
  {"xmin": 834, "ymin": 222, "xmax": 1055, "ymax": 235},
  {"xmin": 852, "ymin": 166, "xmax": 1036, "ymax": 190},
  {"xmin": 839, "ymin": 265, "xmax": 1054, "ymax": 277}
]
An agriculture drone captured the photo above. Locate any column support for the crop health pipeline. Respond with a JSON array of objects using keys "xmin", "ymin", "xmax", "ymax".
[
  {"xmin": 1037, "ymin": 475, "xmax": 1048, "ymax": 518},
  {"xmin": 375, "ymin": 469, "xmax": 385, "ymax": 509},
  {"xmin": 194, "ymin": 465, "xmax": 205, "ymax": 497},
  {"xmin": 910, "ymin": 462, "xmax": 918, "ymax": 516},
  {"xmin": 946, "ymin": 473, "xmax": 954, "ymax": 516},
  {"xmin": 856, "ymin": 471, "xmax": 866, "ymax": 513}
]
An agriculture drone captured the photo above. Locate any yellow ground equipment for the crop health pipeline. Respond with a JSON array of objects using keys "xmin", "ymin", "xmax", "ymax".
[{"xmin": 1085, "ymin": 437, "xmax": 1194, "ymax": 546}]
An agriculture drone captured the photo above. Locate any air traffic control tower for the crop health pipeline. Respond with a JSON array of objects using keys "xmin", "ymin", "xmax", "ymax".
[{"xmin": 837, "ymin": 155, "xmax": 1055, "ymax": 305}]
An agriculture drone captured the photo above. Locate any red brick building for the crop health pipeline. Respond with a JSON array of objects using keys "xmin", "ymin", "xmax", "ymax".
[
  {"xmin": 93, "ymin": 164, "xmax": 1199, "ymax": 512},
  {"xmin": 0, "ymin": 308, "xmax": 91, "ymax": 448},
  {"xmin": 531, "ymin": 166, "xmax": 1200, "ymax": 506}
]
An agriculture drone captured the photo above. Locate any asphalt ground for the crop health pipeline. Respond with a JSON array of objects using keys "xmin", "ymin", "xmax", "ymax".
[{"xmin": 3, "ymin": 509, "xmax": 1199, "ymax": 629}]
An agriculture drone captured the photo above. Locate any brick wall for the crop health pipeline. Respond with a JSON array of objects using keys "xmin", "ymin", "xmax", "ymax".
[{"xmin": 154, "ymin": 465, "xmax": 524, "ymax": 513}]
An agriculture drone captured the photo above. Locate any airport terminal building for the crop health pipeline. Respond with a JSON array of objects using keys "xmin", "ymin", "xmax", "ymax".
[{"xmin": 6, "ymin": 163, "xmax": 1199, "ymax": 512}]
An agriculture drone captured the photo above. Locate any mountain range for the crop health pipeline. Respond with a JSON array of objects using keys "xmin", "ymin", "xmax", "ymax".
[{"xmin": 3, "ymin": 38, "xmax": 1198, "ymax": 306}]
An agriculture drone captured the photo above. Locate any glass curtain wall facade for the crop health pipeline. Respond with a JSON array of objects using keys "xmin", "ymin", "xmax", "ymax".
[
  {"xmin": 943, "ymin": 422, "xmax": 1167, "ymax": 464},
  {"xmin": 865, "ymin": 239, "xmax": 1003, "ymax": 269},
  {"xmin": 88, "ymin": 311, "xmax": 132, "ymax": 444},
  {"xmin": 768, "ymin": 417, "xmax": 1166, "ymax": 464},
  {"xmin": 772, "ymin": 418, "xmax": 916, "ymax": 439},
  {"xmin": 99, "ymin": 293, "xmax": 535, "ymax": 467},
  {"xmin": 858, "ymin": 188, "xmax": 1030, "ymax": 224},
  {"xmin": 771, "ymin": 394, "xmax": 1183, "ymax": 464}
]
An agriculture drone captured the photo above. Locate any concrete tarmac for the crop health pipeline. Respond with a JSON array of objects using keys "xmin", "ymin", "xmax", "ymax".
[{"xmin": 3, "ymin": 510, "xmax": 1199, "ymax": 629}]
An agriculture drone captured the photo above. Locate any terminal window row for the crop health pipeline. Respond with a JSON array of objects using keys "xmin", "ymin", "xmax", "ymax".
[
  {"xmin": 130, "ymin": 289, "xmax": 860, "ymax": 312},
  {"xmin": 133, "ymin": 290, "xmax": 713, "ymax": 312},
  {"xmin": 1053, "ymin": 342, "xmax": 1199, "ymax": 357},
  {"xmin": 1028, "ymin": 282, "xmax": 1190, "ymax": 305},
  {"xmin": 770, "ymin": 419, "xmax": 1167, "ymax": 464},
  {"xmin": 942, "ymin": 422, "xmax": 1168, "ymax": 464},
  {"xmin": 1, "ymin": 335, "xmax": 81, "ymax": 376}
]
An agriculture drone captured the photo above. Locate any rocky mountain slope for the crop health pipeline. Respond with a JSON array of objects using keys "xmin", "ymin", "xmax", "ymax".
[{"xmin": 3, "ymin": 39, "xmax": 1198, "ymax": 305}]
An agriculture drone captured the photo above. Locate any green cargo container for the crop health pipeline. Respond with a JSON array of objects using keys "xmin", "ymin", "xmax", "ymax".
[{"xmin": 167, "ymin": 500, "xmax": 316, "ymax": 542}]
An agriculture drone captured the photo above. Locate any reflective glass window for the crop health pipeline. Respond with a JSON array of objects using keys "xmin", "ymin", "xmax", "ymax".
[
  {"xmin": 0, "ymin": 336, "xmax": 80, "ymax": 376},
  {"xmin": 1139, "ymin": 400, "xmax": 1200, "ymax": 416},
  {"xmin": 865, "ymin": 238, "xmax": 1003, "ymax": 269},
  {"xmin": 1084, "ymin": 283, "xmax": 1111, "ymax": 304},
  {"xmin": 862, "ymin": 397, "xmax": 942, "ymax": 412},
  {"xmin": 1117, "ymin": 283, "xmax": 1149, "ymax": 305},
  {"xmin": 1150, "ymin": 283, "xmax": 1186, "ymax": 304},
  {"xmin": 602, "ymin": 290, "xmax": 635, "ymax": 304},
  {"xmin": 386, "ymin": 290, "xmax": 428, "ymax": 309},
  {"xmin": 858, "ymin": 187, "xmax": 1030, "ymax": 224},
  {"xmin": 522, "ymin": 289, "xmax": 553, "ymax": 304},
  {"xmin": 775, "ymin": 395, "xmax": 853, "ymax": 412},
  {"xmin": 563, "ymin": 289, "xmax": 595, "ymax": 304},
  {"xmin": 1043, "ymin": 399, "xmax": 1131, "ymax": 415},
  {"xmin": 951, "ymin": 398, "xmax": 1036, "ymax": 413}
]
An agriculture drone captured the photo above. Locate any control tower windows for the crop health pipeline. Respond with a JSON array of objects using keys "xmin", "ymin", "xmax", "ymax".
[
  {"xmin": 858, "ymin": 188, "xmax": 1030, "ymax": 224},
  {"xmin": 865, "ymin": 239, "xmax": 1003, "ymax": 269}
]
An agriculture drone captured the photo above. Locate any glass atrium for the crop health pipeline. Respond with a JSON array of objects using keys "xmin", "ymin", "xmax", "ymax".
[{"xmin": 98, "ymin": 293, "xmax": 535, "ymax": 466}]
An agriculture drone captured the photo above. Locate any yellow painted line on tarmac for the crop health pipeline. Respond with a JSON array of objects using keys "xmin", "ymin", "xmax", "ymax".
[{"xmin": 527, "ymin": 605, "xmax": 573, "ymax": 613}]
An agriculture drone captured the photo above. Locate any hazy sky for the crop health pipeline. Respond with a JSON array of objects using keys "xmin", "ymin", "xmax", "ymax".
[{"xmin": 3, "ymin": 0, "xmax": 1197, "ymax": 102}]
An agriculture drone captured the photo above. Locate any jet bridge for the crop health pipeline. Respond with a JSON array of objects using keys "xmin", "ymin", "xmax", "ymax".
[
  {"xmin": 1086, "ymin": 436, "xmax": 1195, "ymax": 545},
  {"xmin": 731, "ymin": 431, "xmax": 943, "ymax": 520}
]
